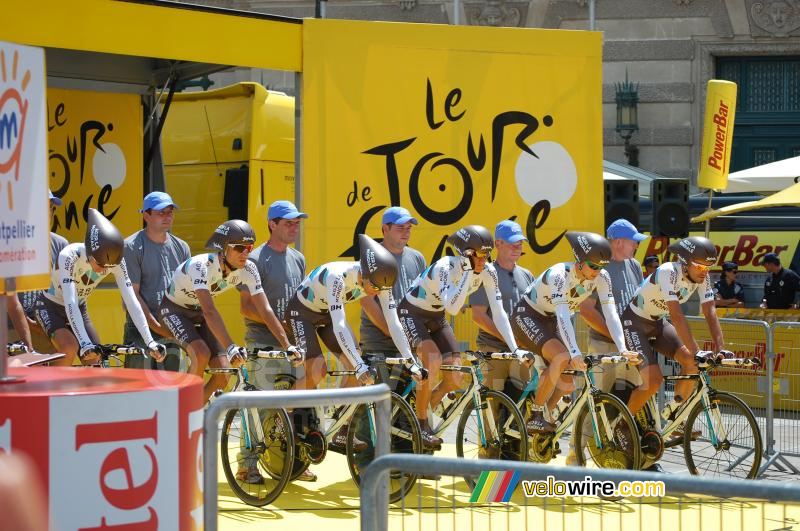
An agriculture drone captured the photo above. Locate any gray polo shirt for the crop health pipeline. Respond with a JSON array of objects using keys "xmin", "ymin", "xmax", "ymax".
[
  {"xmin": 468, "ymin": 262, "xmax": 534, "ymax": 351},
  {"xmin": 360, "ymin": 245, "xmax": 426, "ymax": 352},
  {"xmin": 242, "ymin": 243, "xmax": 306, "ymax": 347},
  {"xmin": 588, "ymin": 258, "xmax": 643, "ymax": 344},
  {"xmin": 123, "ymin": 230, "xmax": 191, "ymax": 322},
  {"xmin": 17, "ymin": 232, "xmax": 69, "ymax": 317}
]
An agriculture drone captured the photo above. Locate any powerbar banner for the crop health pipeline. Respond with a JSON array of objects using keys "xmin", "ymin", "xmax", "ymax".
[
  {"xmin": 47, "ymin": 88, "xmax": 142, "ymax": 246},
  {"xmin": 302, "ymin": 19, "xmax": 603, "ymax": 272},
  {"xmin": 697, "ymin": 80, "xmax": 737, "ymax": 191}
]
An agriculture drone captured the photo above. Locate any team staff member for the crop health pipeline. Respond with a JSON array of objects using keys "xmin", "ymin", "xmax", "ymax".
[
  {"xmin": 714, "ymin": 261, "xmax": 745, "ymax": 308},
  {"xmin": 761, "ymin": 253, "xmax": 799, "ymax": 309},
  {"xmin": 469, "ymin": 220, "xmax": 533, "ymax": 393},
  {"xmin": 123, "ymin": 192, "xmax": 190, "ymax": 370},
  {"xmin": 643, "ymin": 255, "xmax": 660, "ymax": 279},
  {"xmin": 8, "ymin": 190, "xmax": 67, "ymax": 353},
  {"xmin": 360, "ymin": 207, "xmax": 426, "ymax": 374}
]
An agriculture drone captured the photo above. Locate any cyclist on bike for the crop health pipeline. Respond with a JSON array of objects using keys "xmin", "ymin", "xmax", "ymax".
[
  {"xmin": 158, "ymin": 220, "xmax": 299, "ymax": 402},
  {"xmin": 510, "ymin": 231, "xmax": 638, "ymax": 434},
  {"xmin": 33, "ymin": 209, "xmax": 166, "ymax": 367},
  {"xmin": 285, "ymin": 234, "xmax": 424, "ymax": 445},
  {"xmin": 399, "ymin": 225, "xmax": 531, "ymax": 447},
  {"xmin": 622, "ymin": 236, "xmax": 725, "ymax": 419}
]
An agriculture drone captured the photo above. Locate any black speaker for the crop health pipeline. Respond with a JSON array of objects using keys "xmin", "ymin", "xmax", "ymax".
[
  {"xmin": 604, "ymin": 180, "xmax": 639, "ymax": 230},
  {"xmin": 651, "ymin": 178, "xmax": 689, "ymax": 237}
]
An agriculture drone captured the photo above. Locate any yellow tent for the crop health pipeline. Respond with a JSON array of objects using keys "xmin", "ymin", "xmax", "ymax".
[{"xmin": 692, "ymin": 181, "xmax": 800, "ymax": 222}]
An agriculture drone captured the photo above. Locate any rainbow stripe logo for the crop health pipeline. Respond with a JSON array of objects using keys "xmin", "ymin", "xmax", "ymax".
[{"xmin": 469, "ymin": 471, "xmax": 521, "ymax": 502}]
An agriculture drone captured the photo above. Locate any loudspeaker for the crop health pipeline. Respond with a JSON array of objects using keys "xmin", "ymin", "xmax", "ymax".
[
  {"xmin": 651, "ymin": 178, "xmax": 689, "ymax": 237},
  {"xmin": 604, "ymin": 180, "xmax": 639, "ymax": 230}
]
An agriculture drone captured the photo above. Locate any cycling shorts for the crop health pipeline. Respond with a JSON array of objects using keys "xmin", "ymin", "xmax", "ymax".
[
  {"xmin": 34, "ymin": 294, "xmax": 99, "ymax": 343},
  {"xmin": 396, "ymin": 298, "xmax": 458, "ymax": 356},
  {"xmin": 158, "ymin": 297, "xmax": 224, "ymax": 355},
  {"xmin": 620, "ymin": 306, "xmax": 683, "ymax": 366}
]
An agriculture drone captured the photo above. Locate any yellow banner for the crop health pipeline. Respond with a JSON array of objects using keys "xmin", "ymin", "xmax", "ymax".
[
  {"xmin": 637, "ymin": 231, "xmax": 798, "ymax": 272},
  {"xmin": 697, "ymin": 80, "xmax": 737, "ymax": 191},
  {"xmin": 47, "ymin": 88, "xmax": 142, "ymax": 245},
  {"xmin": 302, "ymin": 19, "xmax": 603, "ymax": 272}
]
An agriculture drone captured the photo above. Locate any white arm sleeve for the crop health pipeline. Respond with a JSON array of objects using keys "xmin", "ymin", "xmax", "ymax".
[
  {"xmin": 114, "ymin": 260, "xmax": 155, "ymax": 346},
  {"xmin": 325, "ymin": 273, "xmax": 363, "ymax": 369},
  {"xmin": 480, "ymin": 267, "xmax": 518, "ymax": 351},
  {"xmin": 377, "ymin": 290, "xmax": 414, "ymax": 359},
  {"xmin": 554, "ymin": 303, "xmax": 581, "ymax": 358},
  {"xmin": 596, "ymin": 270, "xmax": 627, "ymax": 352},
  {"xmin": 59, "ymin": 252, "xmax": 93, "ymax": 349},
  {"xmin": 440, "ymin": 263, "xmax": 472, "ymax": 315}
]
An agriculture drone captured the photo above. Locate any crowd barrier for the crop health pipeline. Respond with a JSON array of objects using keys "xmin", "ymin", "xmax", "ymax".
[{"xmin": 360, "ymin": 455, "xmax": 800, "ymax": 531}]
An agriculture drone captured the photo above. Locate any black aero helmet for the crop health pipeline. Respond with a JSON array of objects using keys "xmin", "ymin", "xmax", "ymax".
[
  {"xmin": 85, "ymin": 208, "xmax": 124, "ymax": 267},
  {"xmin": 667, "ymin": 236, "xmax": 717, "ymax": 266},
  {"xmin": 205, "ymin": 219, "xmax": 256, "ymax": 251},
  {"xmin": 446, "ymin": 225, "xmax": 494, "ymax": 257},
  {"xmin": 358, "ymin": 234, "xmax": 397, "ymax": 289},
  {"xmin": 565, "ymin": 231, "xmax": 611, "ymax": 266}
]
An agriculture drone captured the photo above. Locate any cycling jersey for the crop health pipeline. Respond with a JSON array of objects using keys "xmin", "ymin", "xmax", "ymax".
[
  {"xmin": 520, "ymin": 262, "xmax": 626, "ymax": 357},
  {"xmin": 294, "ymin": 261, "xmax": 414, "ymax": 367},
  {"xmin": 43, "ymin": 243, "xmax": 154, "ymax": 350},
  {"xmin": 628, "ymin": 261, "xmax": 714, "ymax": 320},
  {"xmin": 404, "ymin": 256, "xmax": 519, "ymax": 352},
  {"xmin": 166, "ymin": 253, "xmax": 263, "ymax": 308}
]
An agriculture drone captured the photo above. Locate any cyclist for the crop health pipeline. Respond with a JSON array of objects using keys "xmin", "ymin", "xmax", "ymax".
[
  {"xmin": 158, "ymin": 220, "xmax": 299, "ymax": 402},
  {"xmin": 33, "ymin": 209, "xmax": 166, "ymax": 367},
  {"xmin": 285, "ymin": 234, "xmax": 424, "ymax": 446},
  {"xmin": 622, "ymin": 236, "xmax": 725, "ymax": 420},
  {"xmin": 399, "ymin": 225, "xmax": 530, "ymax": 447},
  {"xmin": 510, "ymin": 231, "xmax": 638, "ymax": 434}
]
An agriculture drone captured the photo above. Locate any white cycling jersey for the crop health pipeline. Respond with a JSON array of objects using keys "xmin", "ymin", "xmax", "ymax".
[
  {"xmin": 296, "ymin": 261, "xmax": 414, "ymax": 365},
  {"xmin": 43, "ymin": 243, "xmax": 154, "ymax": 350},
  {"xmin": 629, "ymin": 261, "xmax": 714, "ymax": 320},
  {"xmin": 166, "ymin": 253, "xmax": 264, "ymax": 308},
  {"xmin": 522, "ymin": 262, "xmax": 626, "ymax": 357},
  {"xmin": 404, "ymin": 256, "xmax": 519, "ymax": 352}
]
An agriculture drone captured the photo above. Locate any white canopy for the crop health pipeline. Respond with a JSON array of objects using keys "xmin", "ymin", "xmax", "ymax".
[{"xmin": 725, "ymin": 156, "xmax": 800, "ymax": 194}]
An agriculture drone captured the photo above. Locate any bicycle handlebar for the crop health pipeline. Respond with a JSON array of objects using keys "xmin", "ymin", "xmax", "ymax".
[{"xmin": 7, "ymin": 342, "xmax": 29, "ymax": 354}]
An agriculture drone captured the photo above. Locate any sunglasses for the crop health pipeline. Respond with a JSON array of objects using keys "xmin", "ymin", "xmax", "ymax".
[
  {"xmin": 584, "ymin": 260, "xmax": 604, "ymax": 271},
  {"xmin": 464, "ymin": 249, "xmax": 490, "ymax": 259},
  {"xmin": 228, "ymin": 243, "xmax": 254, "ymax": 253},
  {"xmin": 690, "ymin": 261, "xmax": 712, "ymax": 272}
]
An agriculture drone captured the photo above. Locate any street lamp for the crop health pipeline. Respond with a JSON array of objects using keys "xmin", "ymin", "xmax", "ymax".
[{"xmin": 615, "ymin": 73, "xmax": 640, "ymax": 167}]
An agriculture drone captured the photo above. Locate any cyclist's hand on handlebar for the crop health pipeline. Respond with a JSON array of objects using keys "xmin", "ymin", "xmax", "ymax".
[
  {"xmin": 286, "ymin": 345, "xmax": 304, "ymax": 367},
  {"xmin": 226, "ymin": 344, "xmax": 247, "ymax": 366},
  {"xmin": 716, "ymin": 349, "xmax": 735, "ymax": 361},
  {"xmin": 147, "ymin": 341, "xmax": 167, "ymax": 363},
  {"xmin": 621, "ymin": 350, "xmax": 643, "ymax": 366},
  {"xmin": 355, "ymin": 362, "xmax": 375, "ymax": 385},
  {"xmin": 79, "ymin": 344, "xmax": 101, "ymax": 365},
  {"xmin": 514, "ymin": 348, "xmax": 535, "ymax": 367},
  {"xmin": 569, "ymin": 355, "xmax": 587, "ymax": 371},
  {"xmin": 409, "ymin": 362, "xmax": 427, "ymax": 382}
]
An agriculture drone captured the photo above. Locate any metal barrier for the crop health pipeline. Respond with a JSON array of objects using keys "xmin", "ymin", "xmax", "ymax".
[
  {"xmin": 203, "ymin": 384, "xmax": 392, "ymax": 531},
  {"xmin": 360, "ymin": 455, "xmax": 800, "ymax": 531},
  {"xmin": 763, "ymin": 321, "xmax": 800, "ymax": 475}
]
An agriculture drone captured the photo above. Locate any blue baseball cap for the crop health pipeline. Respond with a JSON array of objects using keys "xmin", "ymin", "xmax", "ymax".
[
  {"xmin": 382, "ymin": 206, "xmax": 418, "ymax": 225},
  {"xmin": 495, "ymin": 220, "xmax": 527, "ymax": 243},
  {"xmin": 140, "ymin": 191, "xmax": 178, "ymax": 213},
  {"xmin": 268, "ymin": 200, "xmax": 308, "ymax": 220},
  {"xmin": 607, "ymin": 219, "xmax": 648, "ymax": 242},
  {"xmin": 49, "ymin": 189, "xmax": 62, "ymax": 206}
]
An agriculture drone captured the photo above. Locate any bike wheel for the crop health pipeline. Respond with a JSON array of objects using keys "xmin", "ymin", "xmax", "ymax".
[
  {"xmin": 683, "ymin": 391, "xmax": 763, "ymax": 479},
  {"xmin": 220, "ymin": 407, "xmax": 294, "ymax": 507},
  {"xmin": 456, "ymin": 390, "xmax": 528, "ymax": 489},
  {"xmin": 573, "ymin": 392, "xmax": 642, "ymax": 471},
  {"xmin": 346, "ymin": 393, "xmax": 422, "ymax": 503}
]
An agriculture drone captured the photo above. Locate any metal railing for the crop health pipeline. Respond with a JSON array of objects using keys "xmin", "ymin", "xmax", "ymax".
[
  {"xmin": 360, "ymin": 455, "xmax": 800, "ymax": 531},
  {"xmin": 203, "ymin": 384, "xmax": 392, "ymax": 531},
  {"xmin": 763, "ymin": 321, "xmax": 800, "ymax": 475}
]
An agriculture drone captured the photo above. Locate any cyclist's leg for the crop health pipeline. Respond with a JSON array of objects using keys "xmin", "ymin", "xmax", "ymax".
[
  {"xmin": 429, "ymin": 319, "xmax": 462, "ymax": 408},
  {"xmin": 285, "ymin": 306, "xmax": 327, "ymax": 391},
  {"xmin": 318, "ymin": 324, "xmax": 357, "ymax": 388},
  {"xmin": 51, "ymin": 329, "xmax": 79, "ymax": 367},
  {"xmin": 541, "ymin": 339, "xmax": 573, "ymax": 409},
  {"xmin": 415, "ymin": 340, "xmax": 441, "ymax": 422},
  {"xmin": 623, "ymin": 313, "xmax": 664, "ymax": 415},
  {"xmin": 654, "ymin": 321, "xmax": 697, "ymax": 402},
  {"xmin": 34, "ymin": 297, "xmax": 78, "ymax": 366}
]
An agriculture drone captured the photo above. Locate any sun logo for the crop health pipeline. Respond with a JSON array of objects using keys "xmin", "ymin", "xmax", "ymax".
[{"xmin": 0, "ymin": 49, "xmax": 31, "ymax": 211}]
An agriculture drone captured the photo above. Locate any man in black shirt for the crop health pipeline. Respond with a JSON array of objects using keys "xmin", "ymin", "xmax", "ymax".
[
  {"xmin": 714, "ymin": 261, "xmax": 745, "ymax": 308},
  {"xmin": 761, "ymin": 253, "xmax": 800, "ymax": 309}
]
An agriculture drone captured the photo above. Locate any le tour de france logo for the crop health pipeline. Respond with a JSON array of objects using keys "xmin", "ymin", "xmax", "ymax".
[
  {"xmin": 341, "ymin": 78, "xmax": 579, "ymax": 261},
  {"xmin": 0, "ymin": 48, "xmax": 31, "ymax": 211}
]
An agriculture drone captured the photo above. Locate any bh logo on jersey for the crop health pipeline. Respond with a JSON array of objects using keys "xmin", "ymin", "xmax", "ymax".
[{"xmin": 0, "ymin": 49, "xmax": 31, "ymax": 210}]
